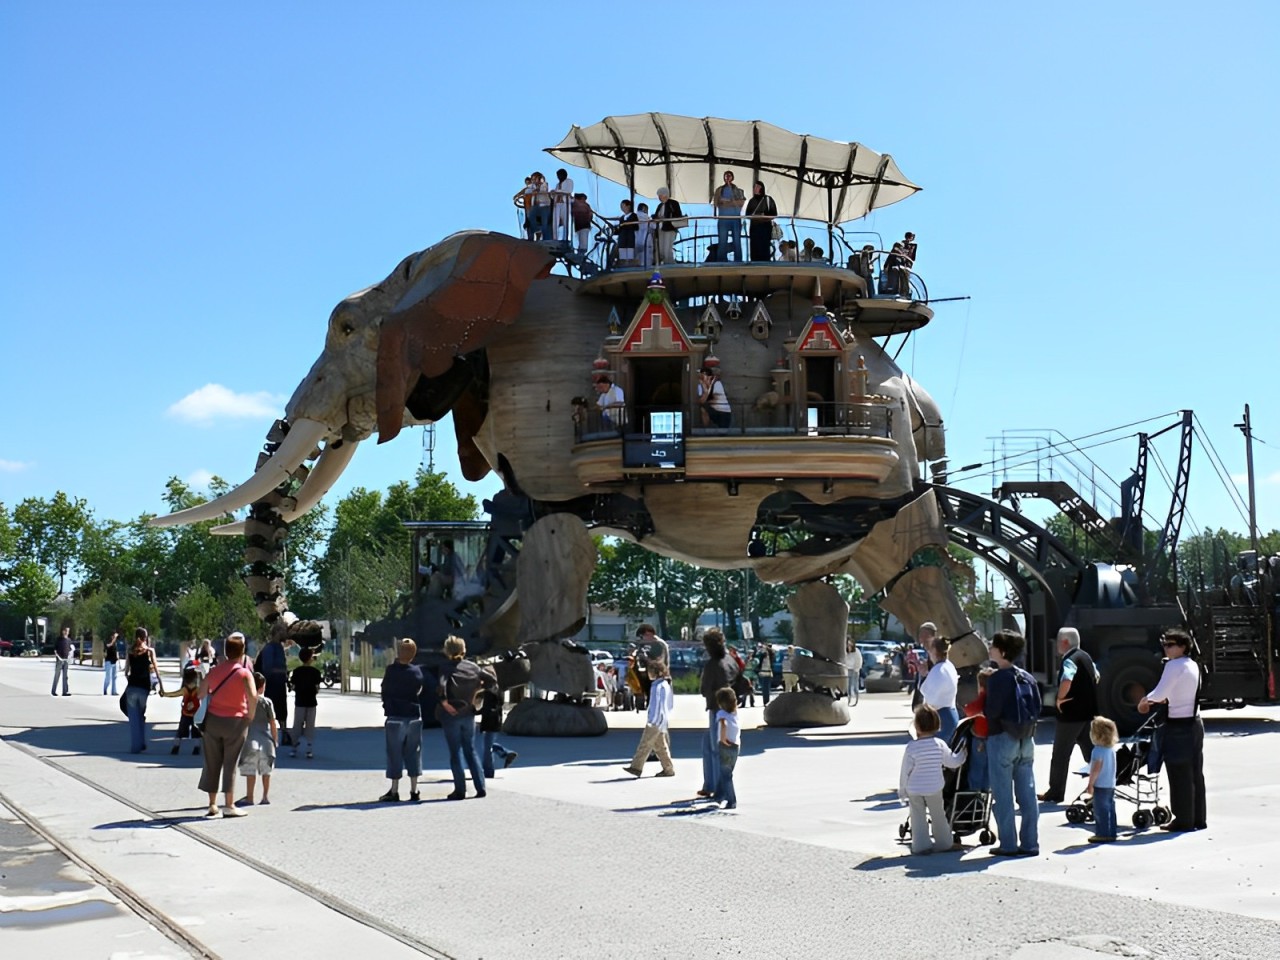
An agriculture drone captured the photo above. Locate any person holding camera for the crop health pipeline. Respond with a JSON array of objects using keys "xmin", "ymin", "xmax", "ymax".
[{"xmin": 697, "ymin": 366, "xmax": 731, "ymax": 428}]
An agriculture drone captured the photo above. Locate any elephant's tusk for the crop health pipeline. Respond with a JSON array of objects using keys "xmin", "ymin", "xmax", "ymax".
[
  {"xmin": 207, "ymin": 437, "xmax": 360, "ymax": 536},
  {"xmin": 149, "ymin": 418, "xmax": 330, "ymax": 528}
]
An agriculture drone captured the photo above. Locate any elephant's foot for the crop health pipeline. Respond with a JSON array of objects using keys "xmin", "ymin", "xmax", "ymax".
[
  {"xmin": 501, "ymin": 698, "xmax": 607, "ymax": 737},
  {"xmin": 762, "ymin": 692, "xmax": 850, "ymax": 728}
]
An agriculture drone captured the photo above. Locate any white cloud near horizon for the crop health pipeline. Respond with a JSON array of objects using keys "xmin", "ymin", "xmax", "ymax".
[
  {"xmin": 167, "ymin": 384, "xmax": 285, "ymax": 425},
  {"xmin": 1231, "ymin": 470, "xmax": 1280, "ymax": 487},
  {"xmin": 184, "ymin": 468, "xmax": 217, "ymax": 490},
  {"xmin": 0, "ymin": 458, "xmax": 34, "ymax": 473}
]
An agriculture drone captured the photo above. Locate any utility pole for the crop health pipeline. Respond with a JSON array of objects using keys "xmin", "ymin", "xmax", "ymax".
[{"xmin": 1236, "ymin": 404, "xmax": 1259, "ymax": 555}]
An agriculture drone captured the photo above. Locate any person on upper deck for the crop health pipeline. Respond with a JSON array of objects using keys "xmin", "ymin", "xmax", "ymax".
[
  {"xmin": 636, "ymin": 202, "xmax": 653, "ymax": 269},
  {"xmin": 552, "ymin": 169, "xmax": 574, "ymax": 243},
  {"xmin": 901, "ymin": 231, "xmax": 918, "ymax": 265},
  {"xmin": 571, "ymin": 194, "xmax": 593, "ymax": 256},
  {"xmin": 849, "ymin": 244, "xmax": 877, "ymax": 296},
  {"xmin": 712, "ymin": 171, "xmax": 745, "ymax": 262},
  {"xmin": 527, "ymin": 172, "xmax": 552, "ymax": 242},
  {"xmin": 653, "ymin": 187, "xmax": 683, "ymax": 265},
  {"xmin": 745, "ymin": 181, "xmax": 777, "ymax": 262},
  {"xmin": 885, "ymin": 241, "xmax": 912, "ymax": 296},
  {"xmin": 779, "ymin": 240, "xmax": 797, "ymax": 262},
  {"xmin": 611, "ymin": 200, "xmax": 639, "ymax": 266},
  {"xmin": 800, "ymin": 238, "xmax": 817, "ymax": 262},
  {"xmin": 514, "ymin": 179, "xmax": 535, "ymax": 241}
]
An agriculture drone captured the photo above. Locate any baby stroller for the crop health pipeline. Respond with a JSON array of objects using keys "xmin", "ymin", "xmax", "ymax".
[
  {"xmin": 1064, "ymin": 711, "xmax": 1170, "ymax": 829},
  {"xmin": 898, "ymin": 715, "xmax": 996, "ymax": 846}
]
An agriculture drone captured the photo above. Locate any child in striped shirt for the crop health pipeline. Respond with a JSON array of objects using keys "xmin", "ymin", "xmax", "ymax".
[{"xmin": 900, "ymin": 704, "xmax": 968, "ymax": 854}]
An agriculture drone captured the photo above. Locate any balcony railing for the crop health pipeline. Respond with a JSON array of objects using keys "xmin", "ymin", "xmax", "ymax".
[
  {"xmin": 574, "ymin": 399, "xmax": 894, "ymax": 443},
  {"xmin": 521, "ymin": 207, "xmax": 926, "ymax": 301}
]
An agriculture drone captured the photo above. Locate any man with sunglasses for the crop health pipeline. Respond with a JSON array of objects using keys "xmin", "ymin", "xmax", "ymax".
[{"xmin": 1139, "ymin": 628, "xmax": 1206, "ymax": 832}]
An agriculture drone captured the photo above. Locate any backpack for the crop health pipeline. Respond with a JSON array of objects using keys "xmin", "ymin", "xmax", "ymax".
[{"xmin": 1005, "ymin": 666, "xmax": 1042, "ymax": 738}]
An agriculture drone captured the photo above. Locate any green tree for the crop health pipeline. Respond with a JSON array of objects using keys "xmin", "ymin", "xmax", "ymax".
[
  {"xmin": 172, "ymin": 582, "xmax": 224, "ymax": 643},
  {"xmin": 12, "ymin": 492, "xmax": 92, "ymax": 593},
  {"xmin": 5, "ymin": 559, "xmax": 59, "ymax": 621},
  {"xmin": 315, "ymin": 469, "xmax": 477, "ymax": 621},
  {"xmin": 0, "ymin": 503, "xmax": 15, "ymax": 588}
]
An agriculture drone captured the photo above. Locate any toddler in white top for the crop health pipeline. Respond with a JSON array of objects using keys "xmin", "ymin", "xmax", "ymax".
[{"xmin": 899, "ymin": 704, "xmax": 967, "ymax": 854}]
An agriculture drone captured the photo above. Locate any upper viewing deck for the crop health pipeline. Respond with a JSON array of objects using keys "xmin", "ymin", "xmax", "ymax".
[{"xmin": 521, "ymin": 114, "xmax": 934, "ymax": 335}]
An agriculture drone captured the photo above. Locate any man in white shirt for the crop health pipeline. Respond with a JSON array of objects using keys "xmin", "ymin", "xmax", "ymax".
[
  {"xmin": 593, "ymin": 374, "xmax": 625, "ymax": 429},
  {"xmin": 552, "ymin": 169, "xmax": 574, "ymax": 243}
]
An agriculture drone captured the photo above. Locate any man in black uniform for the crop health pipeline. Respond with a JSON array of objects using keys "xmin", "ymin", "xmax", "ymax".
[{"xmin": 1039, "ymin": 627, "xmax": 1098, "ymax": 803}]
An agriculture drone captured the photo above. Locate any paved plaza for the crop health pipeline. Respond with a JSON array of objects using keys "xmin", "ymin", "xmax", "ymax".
[{"xmin": 1, "ymin": 655, "xmax": 1278, "ymax": 959}]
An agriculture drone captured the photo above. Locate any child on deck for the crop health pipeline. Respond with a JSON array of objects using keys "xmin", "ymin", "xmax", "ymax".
[
  {"xmin": 1085, "ymin": 716, "xmax": 1119, "ymax": 843},
  {"xmin": 962, "ymin": 668, "xmax": 994, "ymax": 791},
  {"xmin": 900, "ymin": 704, "xmax": 968, "ymax": 854},
  {"xmin": 713, "ymin": 687, "xmax": 741, "ymax": 809},
  {"xmin": 162, "ymin": 666, "xmax": 203, "ymax": 756},
  {"xmin": 289, "ymin": 647, "xmax": 322, "ymax": 759},
  {"xmin": 236, "ymin": 672, "xmax": 278, "ymax": 806}
]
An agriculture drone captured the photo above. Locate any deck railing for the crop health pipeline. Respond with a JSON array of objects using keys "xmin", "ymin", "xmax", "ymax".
[
  {"xmin": 574, "ymin": 399, "xmax": 894, "ymax": 443},
  {"xmin": 528, "ymin": 211, "xmax": 925, "ymax": 301}
]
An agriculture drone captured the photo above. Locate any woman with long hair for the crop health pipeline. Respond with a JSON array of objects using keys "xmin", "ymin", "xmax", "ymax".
[
  {"xmin": 744, "ymin": 180, "xmax": 777, "ymax": 262},
  {"xmin": 125, "ymin": 627, "xmax": 162, "ymax": 753}
]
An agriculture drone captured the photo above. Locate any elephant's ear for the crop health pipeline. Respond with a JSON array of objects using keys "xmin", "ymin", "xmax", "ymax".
[{"xmin": 375, "ymin": 233, "xmax": 554, "ymax": 444}]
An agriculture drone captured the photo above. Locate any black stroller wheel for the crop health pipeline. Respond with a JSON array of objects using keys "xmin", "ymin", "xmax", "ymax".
[
  {"xmin": 1133, "ymin": 809, "xmax": 1154, "ymax": 829},
  {"xmin": 979, "ymin": 829, "xmax": 996, "ymax": 845},
  {"xmin": 1152, "ymin": 806, "xmax": 1171, "ymax": 825},
  {"xmin": 898, "ymin": 823, "xmax": 908, "ymax": 839},
  {"xmin": 1065, "ymin": 804, "xmax": 1087, "ymax": 824}
]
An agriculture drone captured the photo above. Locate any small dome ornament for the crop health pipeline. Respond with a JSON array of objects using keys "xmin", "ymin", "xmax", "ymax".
[{"xmin": 645, "ymin": 272, "xmax": 667, "ymax": 305}]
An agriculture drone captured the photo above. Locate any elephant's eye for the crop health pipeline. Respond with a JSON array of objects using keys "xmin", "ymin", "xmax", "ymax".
[{"xmin": 341, "ymin": 322, "xmax": 355, "ymax": 336}]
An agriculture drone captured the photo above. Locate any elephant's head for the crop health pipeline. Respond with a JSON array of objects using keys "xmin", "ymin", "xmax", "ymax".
[{"xmin": 151, "ymin": 232, "xmax": 553, "ymax": 529}]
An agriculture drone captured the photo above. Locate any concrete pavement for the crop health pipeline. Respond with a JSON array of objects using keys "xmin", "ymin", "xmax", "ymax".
[{"xmin": 2, "ymin": 654, "xmax": 1278, "ymax": 959}]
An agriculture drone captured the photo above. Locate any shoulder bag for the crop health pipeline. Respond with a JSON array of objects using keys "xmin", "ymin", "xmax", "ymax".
[{"xmin": 196, "ymin": 665, "xmax": 242, "ymax": 733}]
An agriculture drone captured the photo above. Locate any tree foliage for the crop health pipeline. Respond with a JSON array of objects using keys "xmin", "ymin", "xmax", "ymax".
[
  {"xmin": 12, "ymin": 492, "xmax": 91, "ymax": 593},
  {"xmin": 5, "ymin": 559, "xmax": 59, "ymax": 620},
  {"xmin": 588, "ymin": 539, "xmax": 793, "ymax": 642}
]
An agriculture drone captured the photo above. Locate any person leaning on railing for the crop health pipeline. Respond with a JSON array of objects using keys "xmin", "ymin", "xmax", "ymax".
[
  {"xmin": 697, "ymin": 365, "xmax": 732, "ymax": 428},
  {"xmin": 570, "ymin": 193, "xmax": 593, "ymax": 256}
]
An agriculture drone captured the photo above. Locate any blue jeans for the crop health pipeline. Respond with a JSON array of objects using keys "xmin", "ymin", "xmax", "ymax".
[
  {"xmin": 442, "ymin": 713, "xmax": 485, "ymax": 794},
  {"xmin": 714, "ymin": 743, "xmax": 739, "ymax": 806},
  {"xmin": 701, "ymin": 710, "xmax": 721, "ymax": 795},
  {"xmin": 103, "ymin": 661, "xmax": 118, "ymax": 694},
  {"xmin": 384, "ymin": 717, "xmax": 423, "ymax": 778},
  {"xmin": 125, "ymin": 686, "xmax": 149, "ymax": 753},
  {"xmin": 530, "ymin": 204, "xmax": 551, "ymax": 242},
  {"xmin": 758, "ymin": 676, "xmax": 772, "ymax": 705},
  {"xmin": 481, "ymin": 728, "xmax": 510, "ymax": 778},
  {"xmin": 967, "ymin": 735, "xmax": 989, "ymax": 791},
  {"xmin": 937, "ymin": 706, "xmax": 959, "ymax": 744},
  {"xmin": 1093, "ymin": 786, "xmax": 1116, "ymax": 838},
  {"xmin": 51, "ymin": 658, "xmax": 70, "ymax": 695},
  {"xmin": 988, "ymin": 731, "xmax": 1039, "ymax": 852},
  {"xmin": 716, "ymin": 217, "xmax": 741, "ymax": 261}
]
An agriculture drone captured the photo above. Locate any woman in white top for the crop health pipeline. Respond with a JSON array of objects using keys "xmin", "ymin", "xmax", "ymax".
[
  {"xmin": 697, "ymin": 365, "xmax": 731, "ymax": 429},
  {"xmin": 919, "ymin": 635, "xmax": 960, "ymax": 743},
  {"xmin": 1138, "ymin": 628, "xmax": 1205, "ymax": 832}
]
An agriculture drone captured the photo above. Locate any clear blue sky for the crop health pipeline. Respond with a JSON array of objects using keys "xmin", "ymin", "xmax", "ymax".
[{"xmin": 2, "ymin": 1, "xmax": 1276, "ymax": 549}]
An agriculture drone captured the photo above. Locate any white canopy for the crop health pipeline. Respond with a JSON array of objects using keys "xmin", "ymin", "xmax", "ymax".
[{"xmin": 546, "ymin": 113, "xmax": 920, "ymax": 223}]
